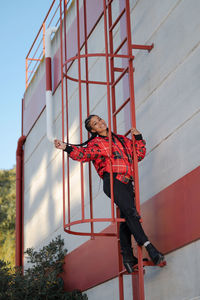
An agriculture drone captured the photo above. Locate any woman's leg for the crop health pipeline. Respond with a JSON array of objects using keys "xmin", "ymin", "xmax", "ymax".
[
  {"xmin": 103, "ymin": 174, "xmax": 137, "ymax": 272},
  {"xmin": 119, "ymin": 210, "xmax": 132, "ymax": 248},
  {"xmin": 112, "ymin": 179, "xmax": 149, "ymax": 246},
  {"xmin": 103, "ymin": 174, "xmax": 148, "ymax": 245},
  {"xmin": 119, "ymin": 210, "xmax": 139, "ymax": 273},
  {"xmin": 103, "ymin": 175, "xmax": 164, "ymax": 266}
]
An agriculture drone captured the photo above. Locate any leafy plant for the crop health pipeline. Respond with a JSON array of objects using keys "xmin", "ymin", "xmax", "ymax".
[
  {"xmin": 0, "ymin": 236, "xmax": 88, "ymax": 300},
  {"xmin": 0, "ymin": 167, "xmax": 16, "ymax": 266},
  {"xmin": 0, "ymin": 259, "xmax": 12, "ymax": 299}
]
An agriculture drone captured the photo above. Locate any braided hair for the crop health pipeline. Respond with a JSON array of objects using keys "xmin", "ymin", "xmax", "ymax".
[{"xmin": 67, "ymin": 115, "xmax": 98, "ymax": 147}]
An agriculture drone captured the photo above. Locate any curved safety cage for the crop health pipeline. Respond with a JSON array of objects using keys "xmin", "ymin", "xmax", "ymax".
[
  {"xmin": 60, "ymin": 0, "xmax": 154, "ymax": 237},
  {"xmin": 58, "ymin": 1, "xmax": 165, "ymax": 299}
]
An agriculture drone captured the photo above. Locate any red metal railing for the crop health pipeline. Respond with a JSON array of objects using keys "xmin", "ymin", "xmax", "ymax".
[{"xmin": 25, "ymin": 0, "xmax": 72, "ymax": 90}]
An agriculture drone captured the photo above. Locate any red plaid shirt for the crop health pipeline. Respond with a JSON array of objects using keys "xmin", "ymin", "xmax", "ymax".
[{"xmin": 65, "ymin": 134, "xmax": 146, "ymax": 184}]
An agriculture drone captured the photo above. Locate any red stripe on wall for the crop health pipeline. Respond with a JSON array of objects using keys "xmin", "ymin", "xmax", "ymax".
[
  {"xmin": 142, "ymin": 165, "xmax": 200, "ymax": 254},
  {"xmin": 45, "ymin": 57, "xmax": 52, "ymax": 91},
  {"xmin": 62, "ymin": 224, "xmax": 118, "ymax": 292},
  {"xmin": 62, "ymin": 166, "xmax": 200, "ymax": 292}
]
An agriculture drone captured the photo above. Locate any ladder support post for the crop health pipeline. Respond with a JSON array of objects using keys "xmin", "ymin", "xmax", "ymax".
[{"xmin": 132, "ymin": 43, "xmax": 154, "ymax": 52}]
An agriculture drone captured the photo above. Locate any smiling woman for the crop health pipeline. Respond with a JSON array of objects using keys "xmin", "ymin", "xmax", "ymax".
[{"xmin": 54, "ymin": 115, "xmax": 164, "ymax": 273}]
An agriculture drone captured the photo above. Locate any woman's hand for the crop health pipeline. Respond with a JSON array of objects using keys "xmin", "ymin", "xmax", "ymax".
[
  {"xmin": 54, "ymin": 139, "xmax": 66, "ymax": 150},
  {"xmin": 131, "ymin": 128, "xmax": 141, "ymax": 135}
]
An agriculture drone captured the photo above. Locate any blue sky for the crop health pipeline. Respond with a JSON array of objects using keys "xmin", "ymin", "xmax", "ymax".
[{"xmin": 0, "ymin": 1, "xmax": 53, "ymax": 170}]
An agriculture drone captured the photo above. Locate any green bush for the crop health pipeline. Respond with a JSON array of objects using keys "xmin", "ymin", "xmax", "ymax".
[
  {"xmin": 0, "ymin": 236, "xmax": 88, "ymax": 300},
  {"xmin": 0, "ymin": 168, "xmax": 16, "ymax": 266},
  {"xmin": 0, "ymin": 259, "xmax": 12, "ymax": 299}
]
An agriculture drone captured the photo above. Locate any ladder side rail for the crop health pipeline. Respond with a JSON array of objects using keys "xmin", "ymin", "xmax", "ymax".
[
  {"xmin": 103, "ymin": 0, "xmax": 115, "ymax": 222},
  {"xmin": 83, "ymin": 0, "xmax": 94, "ymax": 237},
  {"xmin": 59, "ymin": 0, "xmax": 67, "ymax": 231},
  {"xmin": 108, "ymin": 1, "xmax": 116, "ymax": 134},
  {"xmin": 107, "ymin": 2, "xmax": 127, "ymax": 299},
  {"xmin": 125, "ymin": 0, "xmax": 145, "ymax": 299},
  {"xmin": 76, "ymin": 0, "xmax": 85, "ymax": 221},
  {"xmin": 63, "ymin": 0, "xmax": 71, "ymax": 230}
]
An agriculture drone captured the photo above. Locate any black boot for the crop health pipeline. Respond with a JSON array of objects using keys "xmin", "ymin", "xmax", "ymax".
[
  {"xmin": 121, "ymin": 247, "xmax": 138, "ymax": 273},
  {"xmin": 145, "ymin": 243, "xmax": 164, "ymax": 265}
]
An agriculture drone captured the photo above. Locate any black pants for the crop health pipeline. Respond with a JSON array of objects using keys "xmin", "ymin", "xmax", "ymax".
[{"xmin": 103, "ymin": 173, "xmax": 148, "ymax": 249}]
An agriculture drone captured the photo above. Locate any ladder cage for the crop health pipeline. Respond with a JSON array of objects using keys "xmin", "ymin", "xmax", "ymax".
[{"xmin": 58, "ymin": 1, "xmax": 162, "ymax": 300}]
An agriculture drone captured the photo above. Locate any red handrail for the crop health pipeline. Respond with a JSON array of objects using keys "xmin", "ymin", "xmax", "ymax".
[{"xmin": 25, "ymin": 0, "xmax": 72, "ymax": 90}]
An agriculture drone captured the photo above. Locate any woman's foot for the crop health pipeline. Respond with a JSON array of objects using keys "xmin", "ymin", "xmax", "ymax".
[
  {"xmin": 121, "ymin": 247, "xmax": 138, "ymax": 273},
  {"xmin": 145, "ymin": 243, "xmax": 164, "ymax": 265},
  {"xmin": 123, "ymin": 256, "xmax": 138, "ymax": 273}
]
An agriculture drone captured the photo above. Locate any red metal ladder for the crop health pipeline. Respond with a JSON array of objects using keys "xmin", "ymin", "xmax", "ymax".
[{"xmin": 59, "ymin": 0, "xmax": 165, "ymax": 299}]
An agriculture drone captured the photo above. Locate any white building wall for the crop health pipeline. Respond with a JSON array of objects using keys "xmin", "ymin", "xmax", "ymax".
[
  {"xmin": 131, "ymin": 0, "xmax": 200, "ymax": 203},
  {"xmin": 23, "ymin": 0, "xmax": 200, "ymax": 299},
  {"xmin": 86, "ymin": 240, "xmax": 200, "ymax": 300}
]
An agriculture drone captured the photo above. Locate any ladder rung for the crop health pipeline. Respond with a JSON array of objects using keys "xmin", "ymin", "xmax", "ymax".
[
  {"xmin": 124, "ymin": 129, "xmax": 131, "ymax": 137},
  {"xmin": 27, "ymin": 58, "xmax": 42, "ymax": 61},
  {"xmin": 113, "ymin": 67, "xmax": 124, "ymax": 72},
  {"xmin": 111, "ymin": 67, "xmax": 128, "ymax": 88},
  {"xmin": 64, "ymin": 72, "xmax": 108, "ymax": 85},
  {"xmin": 132, "ymin": 43, "xmax": 154, "ymax": 52},
  {"xmin": 118, "ymin": 269, "xmax": 127, "ymax": 276},
  {"xmin": 111, "ymin": 54, "xmax": 134, "ymax": 59},
  {"xmin": 113, "ymin": 97, "xmax": 130, "ymax": 117},
  {"xmin": 109, "ymin": 8, "xmax": 126, "ymax": 32},
  {"xmin": 114, "ymin": 37, "xmax": 127, "ymax": 55}
]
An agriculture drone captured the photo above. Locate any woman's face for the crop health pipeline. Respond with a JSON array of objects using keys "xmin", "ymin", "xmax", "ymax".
[{"xmin": 89, "ymin": 116, "xmax": 107, "ymax": 135}]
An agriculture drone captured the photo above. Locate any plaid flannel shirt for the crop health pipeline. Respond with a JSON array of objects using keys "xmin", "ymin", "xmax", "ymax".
[{"xmin": 65, "ymin": 133, "xmax": 146, "ymax": 184}]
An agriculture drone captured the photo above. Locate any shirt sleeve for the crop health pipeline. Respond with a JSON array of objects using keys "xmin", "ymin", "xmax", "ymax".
[
  {"xmin": 64, "ymin": 144, "xmax": 73, "ymax": 154},
  {"xmin": 134, "ymin": 138, "xmax": 146, "ymax": 161},
  {"xmin": 64, "ymin": 140, "xmax": 109, "ymax": 162},
  {"xmin": 124, "ymin": 134, "xmax": 146, "ymax": 162}
]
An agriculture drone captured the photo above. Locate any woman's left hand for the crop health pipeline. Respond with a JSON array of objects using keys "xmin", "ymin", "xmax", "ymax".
[
  {"xmin": 131, "ymin": 128, "xmax": 141, "ymax": 135},
  {"xmin": 54, "ymin": 139, "xmax": 66, "ymax": 150}
]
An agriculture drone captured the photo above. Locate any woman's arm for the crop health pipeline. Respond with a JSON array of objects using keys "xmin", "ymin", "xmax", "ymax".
[
  {"xmin": 125, "ymin": 128, "xmax": 146, "ymax": 161},
  {"xmin": 54, "ymin": 139, "xmax": 108, "ymax": 162}
]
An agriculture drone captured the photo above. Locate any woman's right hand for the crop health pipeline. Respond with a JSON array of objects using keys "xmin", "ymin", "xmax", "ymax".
[{"xmin": 54, "ymin": 139, "xmax": 66, "ymax": 150}]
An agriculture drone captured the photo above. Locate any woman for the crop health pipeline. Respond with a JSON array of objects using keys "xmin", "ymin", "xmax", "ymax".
[{"xmin": 54, "ymin": 115, "xmax": 164, "ymax": 273}]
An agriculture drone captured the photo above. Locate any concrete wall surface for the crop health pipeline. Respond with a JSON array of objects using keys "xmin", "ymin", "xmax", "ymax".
[
  {"xmin": 22, "ymin": 0, "xmax": 200, "ymax": 299},
  {"xmin": 85, "ymin": 240, "xmax": 200, "ymax": 300}
]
